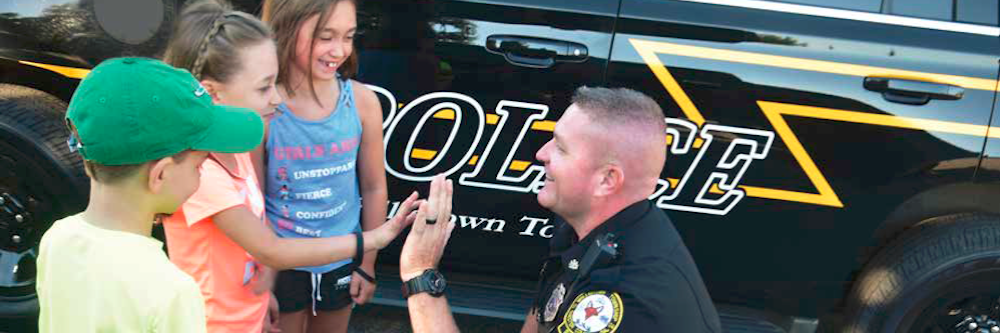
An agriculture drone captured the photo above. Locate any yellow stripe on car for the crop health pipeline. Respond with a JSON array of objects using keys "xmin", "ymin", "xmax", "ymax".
[{"xmin": 19, "ymin": 61, "xmax": 90, "ymax": 79}]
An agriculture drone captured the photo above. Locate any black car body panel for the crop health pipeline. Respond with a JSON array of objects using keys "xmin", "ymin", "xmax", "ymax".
[
  {"xmin": 606, "ymin": 0, "xmax": 999, "ymax": 317},
  {"xmin": 355, "ymin": 0, "xmax": 618, "ymax": 280}
]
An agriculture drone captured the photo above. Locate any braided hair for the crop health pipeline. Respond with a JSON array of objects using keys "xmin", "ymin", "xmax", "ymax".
[
  {"xmin": 190, "ymin": 14, "xmax": 227, "ymax": 80},
  {"xmin": 163, "ymin": 0, "xmax": 272, "ymax": 83}
]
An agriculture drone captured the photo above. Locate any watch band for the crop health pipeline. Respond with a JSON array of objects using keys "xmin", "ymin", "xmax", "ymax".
[
  {"xmin": 354, "ymin": 266, "xmax": 375, "ymax": 283},
  {"xmin": 402, "ymin": 269, "xmax": 446, "ymax": 298}
]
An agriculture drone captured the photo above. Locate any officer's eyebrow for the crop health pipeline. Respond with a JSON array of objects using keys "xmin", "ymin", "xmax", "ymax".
[{"xmin": 552, "ymin": 131, "xmax": 567, "ymax": 150}]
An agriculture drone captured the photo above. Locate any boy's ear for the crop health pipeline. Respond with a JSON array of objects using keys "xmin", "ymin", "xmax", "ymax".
[
  {"xmin": 200, "ymin": 79, "xmax": 223, "ymax": 103},
  {"xmin": 82, "ymin": 161, "xmax": 95, "ymax": 179},
  {"xmin": 147, "ymin": 157, "xmax": 172, "ymax": 194}
]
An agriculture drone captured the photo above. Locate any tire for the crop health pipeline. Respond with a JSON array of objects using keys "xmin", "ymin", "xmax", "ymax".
[
  {"xmin": 0, "ymin": 84, "xmax": 87, "ymax": 318},
  {"xmin": 843, "ymin": 213, "xmax": 1000, "ymax": 333}
]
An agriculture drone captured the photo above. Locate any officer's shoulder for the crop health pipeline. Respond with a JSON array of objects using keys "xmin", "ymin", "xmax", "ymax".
[{"xmin": 617, "ymin": 207, "xmax": 684, "ymax": 258}]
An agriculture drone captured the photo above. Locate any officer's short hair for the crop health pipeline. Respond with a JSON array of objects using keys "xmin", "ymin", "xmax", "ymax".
[{"xmin": 570, "ymin": 86, "xmax": 665, "ymax": 135}]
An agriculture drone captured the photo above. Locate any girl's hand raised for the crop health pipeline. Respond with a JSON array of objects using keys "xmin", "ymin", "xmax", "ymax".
[{"xmin": 367, "ymin": 191, "xmax": 420, "ymax": 250}]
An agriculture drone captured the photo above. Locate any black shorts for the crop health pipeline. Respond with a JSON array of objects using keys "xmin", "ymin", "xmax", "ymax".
[{"xmin": 274, "ymin": 265, "xmax": 354, "ymax": 313}]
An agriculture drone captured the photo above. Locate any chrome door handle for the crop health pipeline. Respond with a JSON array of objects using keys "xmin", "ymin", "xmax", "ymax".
[{"xmin": 864, "ymin": 77, "xmax": 964, "ymax": 105}]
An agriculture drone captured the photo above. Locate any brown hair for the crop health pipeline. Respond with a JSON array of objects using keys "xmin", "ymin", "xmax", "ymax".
[
  {"xmin": 263, "ymin": 0, "xmax": 358, "ymax": 104},
  {"xmin": 82, "ymin": 151, "xmax": 193, "ymax": 185},
  {"xmin": 163, "ymin": 0, "xmax": 273, "ymax": 83},
  {"xmin": 571, "ymin": 86, "xmax": 666, "ymax": 135}
]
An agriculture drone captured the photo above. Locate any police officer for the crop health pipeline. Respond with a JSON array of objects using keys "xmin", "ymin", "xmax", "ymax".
[{"xmin": 399, "ymin": 87, "xmax": 721, "ymax": 333}]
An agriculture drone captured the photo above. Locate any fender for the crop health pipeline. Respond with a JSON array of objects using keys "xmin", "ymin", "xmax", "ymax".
[
  {"xmin": 877, "ymin": 181, "xmax": 1000, "ymax": 245},
  {"xmin": 0, "ymin": 58, "xmax": 82, "ymax": 103}
]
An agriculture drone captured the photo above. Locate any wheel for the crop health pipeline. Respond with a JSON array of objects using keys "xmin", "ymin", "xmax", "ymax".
[
  {"xmin": 0, "ymin": 84, "xmax": 87, "ymax": 318},
  {"xmin": 844, "ymin": 213, "xmax": 1000, "ymax": 333}
]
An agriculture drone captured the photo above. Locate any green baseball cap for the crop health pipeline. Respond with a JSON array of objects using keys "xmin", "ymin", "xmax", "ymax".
[{"xmin": 66, "ymin": 57, "xmax": 264, "ymax": 165}]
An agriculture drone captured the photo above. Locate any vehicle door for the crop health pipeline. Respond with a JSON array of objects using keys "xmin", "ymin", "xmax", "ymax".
[
  {"xmin": 606, "ymin": 0, "xmax": 999, "ymax": 319},
  {"xmin": 356, "ymin": 0, "xmax": 620, "ymax": 280}
]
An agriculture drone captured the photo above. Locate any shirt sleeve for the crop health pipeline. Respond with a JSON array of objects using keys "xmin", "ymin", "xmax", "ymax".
[
  {"xmin": 179, "ymin": 158, "xmax": 245, "ymax": 227},
  {"xmin": 152, "ymin": 279, "xmax": 207, "ymax": 333}
]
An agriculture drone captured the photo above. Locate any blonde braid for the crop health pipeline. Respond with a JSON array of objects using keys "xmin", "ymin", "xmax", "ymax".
[{"xmin": 191, "ymin": 13, "xmax": 227, "ymax": 80}]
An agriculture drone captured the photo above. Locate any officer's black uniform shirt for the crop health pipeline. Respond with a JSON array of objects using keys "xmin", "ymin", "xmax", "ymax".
[{"xmin": 533, "ymin": 200, "xmax": 721, "ymax": 333}]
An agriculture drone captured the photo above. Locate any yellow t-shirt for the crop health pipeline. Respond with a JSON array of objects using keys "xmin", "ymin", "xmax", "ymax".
[{"xmin": 36, "ymin": 213, "xmax": 206, "ymax": 333}]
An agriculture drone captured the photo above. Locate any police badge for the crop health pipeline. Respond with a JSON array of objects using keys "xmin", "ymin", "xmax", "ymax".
[
  {"xmin": 543, "ymin": 283, "xmax": 566, "ymax": 322},
  {"xmin": 557, "ymin": 290, "xmax": 623, "ymax": 333}
]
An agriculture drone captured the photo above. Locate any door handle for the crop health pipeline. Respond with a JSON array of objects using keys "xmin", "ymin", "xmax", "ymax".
[
  {"xmin": 485, "ymin": 35, "xmax": 588, "ymax": 68},
  {"xmin": 864, "ymin": 77, "xmax": 964, "ymax": 105}
]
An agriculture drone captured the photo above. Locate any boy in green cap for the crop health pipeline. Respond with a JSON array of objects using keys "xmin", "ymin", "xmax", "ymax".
[{"xmin": 35, "ymin": 57, "xmax": 265, "ymax": 332}]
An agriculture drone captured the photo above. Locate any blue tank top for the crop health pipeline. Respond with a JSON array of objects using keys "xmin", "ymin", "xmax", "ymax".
[{"xmin": 265, "ymin": 77, "xmax": 361, "ymax": 274}]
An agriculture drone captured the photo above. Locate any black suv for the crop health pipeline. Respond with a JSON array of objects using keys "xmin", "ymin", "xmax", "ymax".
[{"xmin": 2, "ymin": 0, "xmax": 999, "ymax": 332}]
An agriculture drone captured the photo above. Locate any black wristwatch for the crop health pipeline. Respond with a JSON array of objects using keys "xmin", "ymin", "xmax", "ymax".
[{"xmin": 401, "ymin": 269, "xmax": 447, "ymax": 298}]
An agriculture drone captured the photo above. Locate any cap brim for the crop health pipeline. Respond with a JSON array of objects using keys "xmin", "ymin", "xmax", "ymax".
[{"xmin": 191, "ymin": 105, "xmax": 264, "ymax": 154}]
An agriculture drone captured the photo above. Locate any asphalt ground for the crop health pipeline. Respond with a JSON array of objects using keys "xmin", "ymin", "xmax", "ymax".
[
  {"xmin": 0, "ymin": 304, "xmax": 523, "ymax": 333},
  {"xmin": 349, "ymin": 303, "xmax": 524, "ymax": 333}
]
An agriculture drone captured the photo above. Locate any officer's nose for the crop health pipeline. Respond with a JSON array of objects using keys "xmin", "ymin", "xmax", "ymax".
[{"xmin": 536, "ymin": 140, "xmax": 552, "ymax": 164}]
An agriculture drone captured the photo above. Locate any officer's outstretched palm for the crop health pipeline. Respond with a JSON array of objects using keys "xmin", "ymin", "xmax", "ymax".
[{"xmin": 400, "ymin": 175, "xmax": 455, "ymax": 280}]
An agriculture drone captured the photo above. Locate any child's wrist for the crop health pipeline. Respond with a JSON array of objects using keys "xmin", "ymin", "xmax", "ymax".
[{"xmin": 361, "ymin": 230, "xmax": 382, "ymax": 252}]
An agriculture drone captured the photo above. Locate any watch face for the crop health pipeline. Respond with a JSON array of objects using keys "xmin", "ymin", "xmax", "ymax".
[
  {"xmin": 429, "ymin": 270, "xmax": 446, "ymax": 293},
  {"xmin": 404, "ymin": 269, "xmax": 447, "ymax": 298}
]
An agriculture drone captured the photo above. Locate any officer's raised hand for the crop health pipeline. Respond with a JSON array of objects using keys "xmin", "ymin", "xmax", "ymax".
[
  {"xmin": 400, "ymin": 174, "xmax": 455, "ymax": 280},
  {"xmin": 400, "ymin": 175, "xmax": 460, "ymax": 333}
]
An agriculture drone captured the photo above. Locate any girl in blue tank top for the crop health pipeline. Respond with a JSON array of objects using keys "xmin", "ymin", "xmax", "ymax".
[{"xmin": 262, "ymin": 0, "xmax": 389, "ymax": 331}]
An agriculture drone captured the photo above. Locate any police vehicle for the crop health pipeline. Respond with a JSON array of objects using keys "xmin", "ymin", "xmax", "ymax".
[{"xmin": 1, "ymin": 0, "xmax": 999, "ymax": 332}]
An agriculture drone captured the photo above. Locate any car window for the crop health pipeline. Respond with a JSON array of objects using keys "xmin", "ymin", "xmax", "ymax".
[
  {"xmin": 956, "ymin": 0, "xmax": 998, "ymax": 25},
  {"xmin": 890, "ymin": 0, "xmax": 998, "ymax": 26},
  {"xmin": 769, "ymin": 0, "xmax": 883, "ymax": 13},
  {"xmin": 890, "ymin": 0, "xmax": 951, "ymax": 21}
]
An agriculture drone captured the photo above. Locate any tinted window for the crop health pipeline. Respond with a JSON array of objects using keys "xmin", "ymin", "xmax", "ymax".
[
  {"xmin": 771, "ymin": 0, "xmax": 882, "ymax": 12},
  {"xmin": 890, "ymin": 0, "xmax": 951, "ymax": 21},
  {"xmin": 891, "ymin": 0, "xmax": 998, "ymax": 25},
  {"xmin": 956, "ymin": 0, "xmax": 999, "ymax": 25}
]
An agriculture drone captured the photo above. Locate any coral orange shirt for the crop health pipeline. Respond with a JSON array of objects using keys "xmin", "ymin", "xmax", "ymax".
[{"xmin": 163, "ymin": 152, "xmax": 269, "ymax": 333}]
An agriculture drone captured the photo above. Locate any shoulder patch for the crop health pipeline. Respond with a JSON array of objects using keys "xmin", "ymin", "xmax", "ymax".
[{"xmin": 557, "ymin": 290, "xmax": 623, "ymax": 333}]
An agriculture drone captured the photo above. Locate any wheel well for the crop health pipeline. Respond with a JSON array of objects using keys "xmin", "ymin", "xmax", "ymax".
[
  {"xmin": 875, "ymin": 182, "xmax": 1000, "ymax": 246},
  {"xmin": 0, "ymin": 59, "xmax": 80, "ymax": 104},
  {"xmin": 825, "ymin": 182, "xmax": 1000, "ymax": 321}
]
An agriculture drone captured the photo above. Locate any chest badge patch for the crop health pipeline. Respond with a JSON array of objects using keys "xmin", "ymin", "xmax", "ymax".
[
  {"xmin": 558, "ymin": 290, "xmax": 622, "ymax": 333},
  {"xmin": 543, "ymin": 283, "xmax": 566, "ymax": 322}
]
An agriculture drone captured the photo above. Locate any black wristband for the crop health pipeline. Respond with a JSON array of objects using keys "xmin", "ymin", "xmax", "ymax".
[
  {"xmin": 354, "ymin": 266, "xmax": 376, "ymax": 283},
  {"xmin": 353, "ymin": 231, "xmax": 364, "ymax": 268}
]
